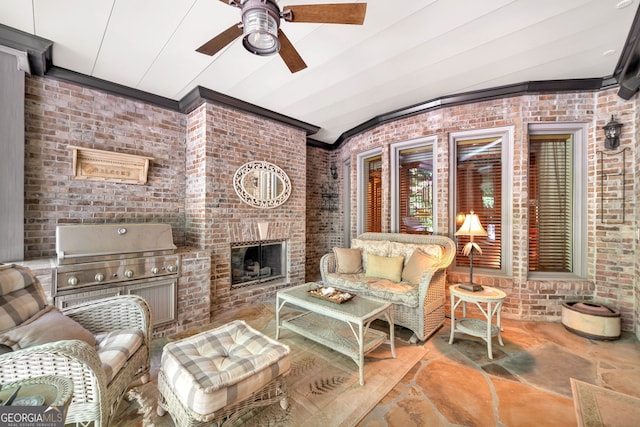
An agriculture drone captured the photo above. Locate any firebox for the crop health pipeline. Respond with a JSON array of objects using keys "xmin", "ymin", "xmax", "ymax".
[{"xmin": 230, "ymin": 239, "xmax": 287, "ymax": 288}]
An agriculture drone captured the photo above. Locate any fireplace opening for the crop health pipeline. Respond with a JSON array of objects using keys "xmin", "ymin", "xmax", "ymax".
[{"xmin": 231, "ymin": 240, "xmax": 287, "ymax": 289}]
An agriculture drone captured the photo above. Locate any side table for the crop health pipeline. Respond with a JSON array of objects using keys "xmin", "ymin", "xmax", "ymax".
[
  {"xmin": 448, "ymin": 284, "xmax": 506, "ymax": 359},
  {"xmin": 0, "ymin": 375, "xmax": 73, "ymax": 413}
]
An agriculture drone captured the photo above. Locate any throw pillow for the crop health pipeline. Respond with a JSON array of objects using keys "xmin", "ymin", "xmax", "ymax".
[
  {"xmin": 389, "ymin": 242, "xmax": 443, "ymax": 266},
  {"xmin": 0, "ymin": 306, "xmax": 96, "ymax": 351},
  {"xmin": 333, "ymin": 247, "xmax": 363, "ymax": 274},
  {"xmin": 365, "ymin": 254, "xmax": 404, "ymax": 282},
  {"xmin": 0, "ymin": 265, "xmax": 48, "ymax": 332},
  {"xmin": 402, "ymin": 248, "xmax": 440, "ymax": 285},
  {"xmin": 352, "ymin": 239, "xmax": 391, "ymax": 270}
]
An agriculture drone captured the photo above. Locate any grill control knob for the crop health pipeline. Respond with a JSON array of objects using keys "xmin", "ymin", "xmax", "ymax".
[
  {"xmin": 167, "ymin": 265, "xmax": 176, "ymax": 273},
  {"xmin": 124, "ymin": 270, "xmax": 134, "ymax": 278},
  {"xmin": 68, "ymin": 276, "xmax": 79, "ymax": 286},
  {"xmin": 95, "ymin": 273, "xmax": 105, "ymax": 282},
  {"xmin": 151, "ymin": 267, "xmax": 160, "ymax": 274}
]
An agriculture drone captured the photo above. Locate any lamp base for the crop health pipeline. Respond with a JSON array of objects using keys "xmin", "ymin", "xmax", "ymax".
[{"xmin": 459, "ymin": 282, "xmax": 484, "ymax": 292}]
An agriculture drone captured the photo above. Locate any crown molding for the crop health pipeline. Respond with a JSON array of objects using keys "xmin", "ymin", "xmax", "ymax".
[
  {"xmin": 45, "ymin": 67, "xmax": 320, "ymax": 136},
  {"xmin": 0, "ymin": 24, "xmax": 52, "ymax": 76},
  {"xmin": 179, "ymin": 86, "xmax": 320, "ymax": 135},
  {"xmin": 615, "ymin": 3, "xmax": 640, "ymax": 99},
  {"xmin": 46, "ymin": 66, "xmax": 180, "ymax": 110},
  {"xmin": 327, "ymin": 78, "xmax": 612, "ymax": 149}
]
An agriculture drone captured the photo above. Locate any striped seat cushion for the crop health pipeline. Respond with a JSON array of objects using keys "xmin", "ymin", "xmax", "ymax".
[
  {"xmin": 96, "ymin": 329, "xmax": 144, "ymax": 384},
  {"xmin": 161, "ymin": 320, "xmax": 290, "ymax": 416}
]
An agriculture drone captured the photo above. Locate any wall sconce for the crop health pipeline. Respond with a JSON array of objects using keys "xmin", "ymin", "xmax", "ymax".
[
  {"xmin": 330, "ymin": 163, "xmax": 338, "ymax": 180},
  {"xmin": 603, "ymin": 115, "xmax": 623, "ymax": 150}
]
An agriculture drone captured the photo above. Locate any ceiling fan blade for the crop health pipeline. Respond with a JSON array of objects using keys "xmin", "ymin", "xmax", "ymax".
[
  {"xmin": 196, "ymin": 23, "xmax": 243, "ymax": 56},
  {"xmin": 278, "ymin": 29, "xmax": 307, "ymax": 73},
  {"xmin": 283, "ymin": 3, "xmax": 367, "ymax": 25}
]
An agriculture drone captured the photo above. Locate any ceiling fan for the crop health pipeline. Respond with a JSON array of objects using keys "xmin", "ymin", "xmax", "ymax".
[{"xmin": 196, "ymin": 0, "xmax": 367, "ymax": 73}]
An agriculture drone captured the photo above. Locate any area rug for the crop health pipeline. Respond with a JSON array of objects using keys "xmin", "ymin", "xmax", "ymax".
[
  {"xmin": 115, "ymin": 317, "xmax": 426, "ymax": 427},
  {"xmin": 571, "ymin": 378, "xmax": 640, "ymax": 427}
]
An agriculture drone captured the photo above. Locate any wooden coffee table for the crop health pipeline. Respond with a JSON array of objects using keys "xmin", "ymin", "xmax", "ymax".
[{"xmin": 276, "ymin": 282, "xmax": 395, "ymax": 385}]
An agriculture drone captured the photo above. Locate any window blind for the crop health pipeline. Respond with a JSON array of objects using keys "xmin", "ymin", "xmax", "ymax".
[
  {"xmin": 366, "ymin": 156, "xmax": 382, "ymax": 232},
  {"xmin": 528, "ymin": 135, "xmax": 573, "ymax": 272},
  {"xmin": 455, "ymin": 137, "xmax": 502, "ymax": 270},
  {"xmin": 399, "ymin": 146, "xmax": 433, "ymax": 234}
]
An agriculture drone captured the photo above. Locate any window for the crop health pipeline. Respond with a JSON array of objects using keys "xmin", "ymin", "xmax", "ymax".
[
  {"xmin": 357, "ymin": 149, "xmax": 382, "ymax": 234},
  {"xmin": 391, "ymin": 137, "xmax": 436, "ymax": 234},
  {"xmin": 528, "ymin": 123, "xmax": 587, "ymax": 277},
  {"xmin": 450, "ymin": 127, "xmax": 513, "ymax": 276}
]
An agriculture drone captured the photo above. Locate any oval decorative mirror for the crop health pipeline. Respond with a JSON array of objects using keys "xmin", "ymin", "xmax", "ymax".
[{"xmin": 233, "ymin": 161, "xmax": 291, "ymax": 208}]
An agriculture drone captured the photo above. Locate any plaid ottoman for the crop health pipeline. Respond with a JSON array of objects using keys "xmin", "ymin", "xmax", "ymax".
[{"xmin": 157, "ymin": 319, "xmax": 290, "ymax": 427}]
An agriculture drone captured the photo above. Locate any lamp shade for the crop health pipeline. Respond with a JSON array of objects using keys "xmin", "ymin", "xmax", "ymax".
[{"xmin": 455, "ymin": 212, "xmax": 488, "ymax": 237}]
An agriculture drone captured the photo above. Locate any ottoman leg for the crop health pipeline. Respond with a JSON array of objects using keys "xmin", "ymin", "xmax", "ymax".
[
  {"xmin": 280, "ymin": 396, "xmax": 289, "ymax": 410},
  {"xmin": 278, "ymin": 380, "xmax": 289, "ymax": 410},
  {"xmin": 157, "ymin": 405, "xmax": 166, "ymax": 417},
  {"xmin": 156, "ymin": 389, "xmax": 167, "ymax": 417}
]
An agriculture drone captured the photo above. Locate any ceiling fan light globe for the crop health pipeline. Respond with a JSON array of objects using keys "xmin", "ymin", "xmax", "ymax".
[
  {"xmin": 242, "ymin": 4, "xmax": 280, "ymax": 56},
  {"xmin": 243, "ymin": 31, "xmax": 280, "ymax": 55}
]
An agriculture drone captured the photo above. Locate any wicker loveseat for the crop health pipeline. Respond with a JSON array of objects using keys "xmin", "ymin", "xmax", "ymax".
[
  {"xmin": 0, "ymin": 264, "xmax": 152, "ymax": 426},
  {"xmin": 320, "ymin": 233, "xmax": 456, "ymax": 342}
]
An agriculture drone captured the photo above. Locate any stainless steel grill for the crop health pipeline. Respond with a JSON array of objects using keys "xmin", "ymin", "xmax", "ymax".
[{"xmin": 52, "ymin": 223, "xmax": 180, "ymax": 326}]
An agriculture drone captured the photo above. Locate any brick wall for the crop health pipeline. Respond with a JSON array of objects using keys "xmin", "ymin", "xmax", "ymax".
[
  {"xmin": 329, "ymin": 90, "xmax": 638, "ymax": 332},
  {"xmin": 185, "ymin": 102, "xmax": 307, "ymax": 317},
  {"xmin": 20, "ymin": 76, "xmax": 216, "ymax": 336},
  {"xmin": 635, "ymin": 98, "xmax": 640, "ymax": 339},
  {"xmin": 594, "ymin": 88, "xmax": 637, "ymax": 331},
  {"xmin": 21, "ymin": 74, "xmax": 307, "ymax": 330},
  {"xmin": 17, "ymin": 74, "xmax": 639, "ymax": 336},
  {"xmin": 305, "ymin": 146, "xmax": 341, "ymax": 281},
  {"xmin": 23, "ymin": 76, "xmax": 187, "ymax": 257}
]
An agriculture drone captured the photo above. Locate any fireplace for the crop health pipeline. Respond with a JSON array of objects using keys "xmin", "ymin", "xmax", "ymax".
[{"xmin": 230, "ymin": 240, "xmax": 287, "ymax": 288}]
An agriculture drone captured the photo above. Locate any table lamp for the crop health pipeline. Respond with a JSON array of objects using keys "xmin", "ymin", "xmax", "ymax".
[{"xmin": 455, "ymin": 211, "xmax": 488, "ymax": 292}]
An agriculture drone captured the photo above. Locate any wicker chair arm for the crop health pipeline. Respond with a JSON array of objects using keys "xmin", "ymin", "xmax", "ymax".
[
  {"xmin": 415, "ymin": 238, "xmax": 455, "ymax": 306},
  {"xmin": 63, "ymin": 295, "xmax": 152, "ymax": 347},
  {"xmin": 417, "ymin": 267, "xmax": 447, "ymax": 303},
  {"xmin": 319, "ymin": 253, "xmax": 336, "ymax": 282},
  {"xmin": 0, "ymin": 339, "xmax": 107, "ymax": 405}
]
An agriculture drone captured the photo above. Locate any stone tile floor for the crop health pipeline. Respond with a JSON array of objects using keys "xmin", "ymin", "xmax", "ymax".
[
  {"xmin": 361, "ymin": 316, "xmax": 640, "ymax": 427},
  {"xmin": 124, "ymin": 302, "xmax": 640, "ymax": 426}
]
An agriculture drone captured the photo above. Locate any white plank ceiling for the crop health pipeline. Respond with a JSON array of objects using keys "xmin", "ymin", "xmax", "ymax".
[{"xmin": 0, "ymin": 0, "xmax": 637, "ymax": 143}]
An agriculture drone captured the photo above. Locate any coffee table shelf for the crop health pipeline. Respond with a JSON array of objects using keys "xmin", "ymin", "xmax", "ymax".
[
  {"xmin": 276, "ymin": 282, "xmax": 395, "ymax": 386},
  {"xmin": 283, "ymin": 312, "xmax": 388, "ymax": 359}
]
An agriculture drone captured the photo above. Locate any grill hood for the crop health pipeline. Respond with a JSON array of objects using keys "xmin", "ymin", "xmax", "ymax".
[{"xmin": 56, "ymin": 223, "xmax": 177, "ymax": 263}]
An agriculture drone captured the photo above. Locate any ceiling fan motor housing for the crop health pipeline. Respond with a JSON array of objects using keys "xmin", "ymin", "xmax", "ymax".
[{"xmin": 241, "ymin": 0, "xmax": 282, "ymax": 56}]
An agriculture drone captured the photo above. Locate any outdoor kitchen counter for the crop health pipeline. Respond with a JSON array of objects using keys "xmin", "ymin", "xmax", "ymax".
[{"xmin": 8, "ymin": 247, "xmax": 212, "ymax": 338}]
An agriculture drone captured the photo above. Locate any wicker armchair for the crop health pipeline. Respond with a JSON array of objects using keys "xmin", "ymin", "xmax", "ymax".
[{"xmin": 0, "ymin": 264, "xmax": 152, "ymax": 426}]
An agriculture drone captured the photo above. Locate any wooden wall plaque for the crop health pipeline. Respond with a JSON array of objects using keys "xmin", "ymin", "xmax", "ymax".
[{"xmin": 68, "ymin": 145, "xmax": 153, "ymax": 185}]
